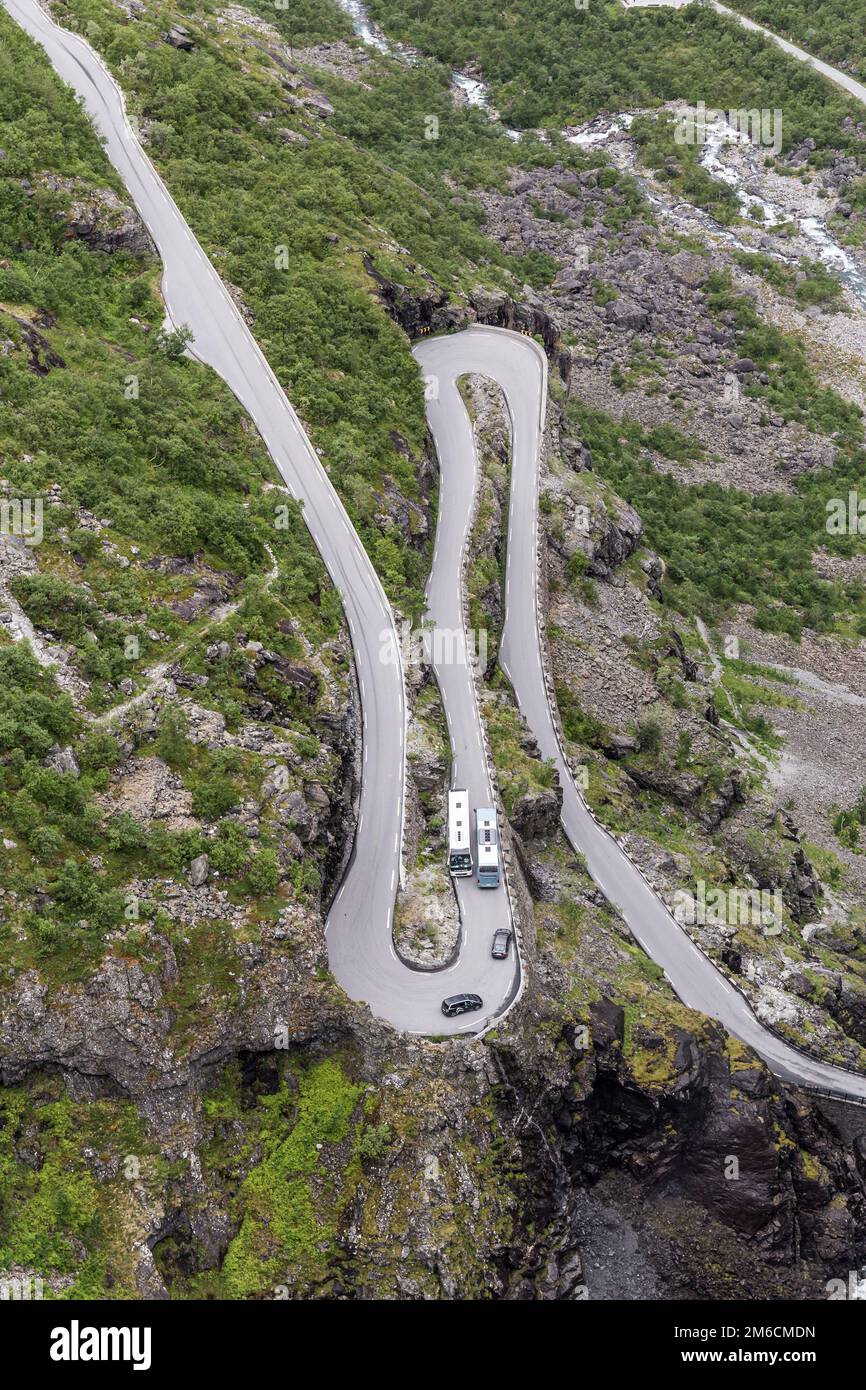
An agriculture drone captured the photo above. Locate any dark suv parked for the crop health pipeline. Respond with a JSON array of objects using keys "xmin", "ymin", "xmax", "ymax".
[{"xmin": 441, "ymin": 993, "xmax": 483, "ymax": 1018}]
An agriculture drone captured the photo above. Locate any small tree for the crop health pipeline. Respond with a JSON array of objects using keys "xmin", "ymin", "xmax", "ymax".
[
  {"xmin": 156, "ymin": 708, "xmax": 192, "ymax": 768},
  {"xmin": 637, "ymin": 716, "xmax": 663, "ymax": 757},
  {"xmin": 358, "ymin": 1123, "xmax": 393, "ymax": 1163},
  {"xmin": 191, "ymin": 776, "xmax": 238, "ymax": 821},
  {"xmin": 210, "ymin": 820, "xmax": 249, "ymax": 877},
  {"xmin": 78, "ymin": 730, "xmax": 121, "ymax": 772},
  {"xmin": 155, "ymin": 324, "xmax": 194, "ymax": 361}
]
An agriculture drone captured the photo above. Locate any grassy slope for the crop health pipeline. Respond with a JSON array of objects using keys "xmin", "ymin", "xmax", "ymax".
[
  {"xmin": 49, "ymin": 0, "xmax": 589, "ymax": 614},
  {"xmin": 574, "ymin": 399, "xmax": 866, "ymax": 642},
  {"xmin": 0, "ymin": 14, "xmax": 347, "ymax": 982}
]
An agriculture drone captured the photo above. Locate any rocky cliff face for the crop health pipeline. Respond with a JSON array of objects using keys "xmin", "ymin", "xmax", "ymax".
[
  {"xmin": 363, "ymin": 255, "xmax": 567, "ymax": 374},
  {"xmin": 33, "ymin": 173, "xmax": 157, "ymax": 257},
  {"xmin": 9, "ymin": 851, "xmax": 865, "ymax": 1302},
  {"xmin": 0, "ymin": 910, "xmax": 345, "ymax": 1130},
  {"xmin": 496, "ymin": 829, "xmax": 866, "ymax": 1298},
  {"xmin": 491, "ymin": 1014, "xmax": 866, "ymax": 1295}
]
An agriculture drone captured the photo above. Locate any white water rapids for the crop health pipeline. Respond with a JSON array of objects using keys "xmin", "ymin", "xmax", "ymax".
[{"xmin": 335, "ymin": 0, "xmax": 866, "ymax": 307}]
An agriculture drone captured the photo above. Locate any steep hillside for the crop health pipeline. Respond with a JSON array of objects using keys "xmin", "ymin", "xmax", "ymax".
[
  {"xmin": 4, "ymin": 0, "xmax": 866, "ymax": 1304},
  {"xmin": 353, "ymin": 0, "xmax": 866, "ymax": 1068}
]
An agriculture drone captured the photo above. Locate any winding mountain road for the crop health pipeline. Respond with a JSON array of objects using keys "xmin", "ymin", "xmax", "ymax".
[
  {"xmin": 9, "ymin": 0, "xmax": 866, "ymax": 1087},
  {"xmin": 418, "ymin": 330, "xmax": 866, "ymax": 1099},
  {"xmin": 3, "ymin": 0, "xmax": 518, "ymax": 1037}
]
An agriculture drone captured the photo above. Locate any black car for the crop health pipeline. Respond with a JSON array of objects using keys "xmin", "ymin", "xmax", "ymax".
[
  {"xmin": 441, "ymin": 993, "xmax": 483, "ymax": 1018},
  {"xmin": 491, "ymin": 928, "xmax": 512, "ymax": 960}
]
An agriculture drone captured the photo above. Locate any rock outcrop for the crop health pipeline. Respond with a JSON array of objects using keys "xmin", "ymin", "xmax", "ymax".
[
  {"xmin": 510, "ymin": 784, "xmax": 563, "ymax": 841},
  {"xmin": 35, "ymin": 174, "xmax": 156, "ymax": 257},
  {"xmin": 361, "ymin": 256, "xmax": 565, "ymax": 369}
]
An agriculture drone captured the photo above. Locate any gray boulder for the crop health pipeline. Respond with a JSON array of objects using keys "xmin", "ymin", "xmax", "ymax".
[
  {"xmin": 37, "ymin": 174, "xmax": 155, "ymax": 257},
  {"xmin": 188, "ymin": 854, "xmax": 209, "ymax": 888},
  {"xmin": 605, "ymin": 298, "xmax": 649, "ymax": 331},
  {"xmin": 510, "ymin": 784, "xmax": 563, "ymax": 842},
  {"xmin": 164, "ymin": 25, "xmax": 196, "ymax": 51},
  {"xmin": 44, "ymin": 745, "xmax": 80, "ymax": 778},
  {"xmin": 668, "ymin": 250, "xmax": 709, "ymax": 288}
]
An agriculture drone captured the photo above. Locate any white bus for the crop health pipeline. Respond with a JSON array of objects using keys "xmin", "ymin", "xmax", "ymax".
[
  {"xmin": 447, "ymin": 789, "xmax": 473, "ymax": 877},
  {"xmin": 475, "ymin": 807, "xmax": 500, "ymax": 889}
]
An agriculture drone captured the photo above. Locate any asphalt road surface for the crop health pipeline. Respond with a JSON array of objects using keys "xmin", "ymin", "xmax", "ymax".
[
  {"xmin": 5, "ymin": 0, "xmax": 517, "ymax": 1037},
  {"xmin": 417, "ymin": 328, "xmax": 866, "ymax": 1100},
  {"xmin": 9, "ymin": 0, "xmax": 866, "ymax": 1087}
]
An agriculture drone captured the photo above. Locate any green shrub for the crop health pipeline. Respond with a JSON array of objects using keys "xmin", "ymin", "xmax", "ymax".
[
  {"xmin": 357, "ymin": 1122, "xmax": 394, "ymax": 1163},
  {"xmin": 105, "ymin": 812, "xmax": 150, "ymax": 855},
  {"xmin": 636, "ymin": 716, "xmax": 664, "ymax": 756},
  {"xmin": 191, "ymin": 776, "xmax": 239, "ymax": 822},
  {"xmin": 210, "ymin": 820, "xmax": 250, "ymax": 878},
  {"xmin": 155, "ymin": 709, "xmax": 193, "ymax": 770},
  {"xmin": 77, "ymin": 731, "xmax": 122, "ymax": 772},
  {"xmin": 29, "ymin": 826, "xmax": 64, "ymax": 860},
  {"xmin": 247, "ymin": 848, "xmax": 280, "ymax": 895}
]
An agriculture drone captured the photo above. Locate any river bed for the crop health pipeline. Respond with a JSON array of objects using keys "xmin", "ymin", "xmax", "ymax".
[{"xmin": 336, "ymin": 0, "xmax": 866, "ymax": 311}]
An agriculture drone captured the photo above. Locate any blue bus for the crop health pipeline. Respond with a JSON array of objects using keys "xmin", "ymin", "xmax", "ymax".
[{"xmin": 475, "ymin": 807, "xmax": 500, "ymax": 888}]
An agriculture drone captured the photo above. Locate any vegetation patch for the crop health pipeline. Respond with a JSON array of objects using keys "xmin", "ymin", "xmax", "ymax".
[
  {"xmin": 571, "ymin": 402, "xmax": 866, "ymax": 640},
  {"xmin": 0, "ymin": 1075, "xmax": 164, "ymax": 1298}
]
